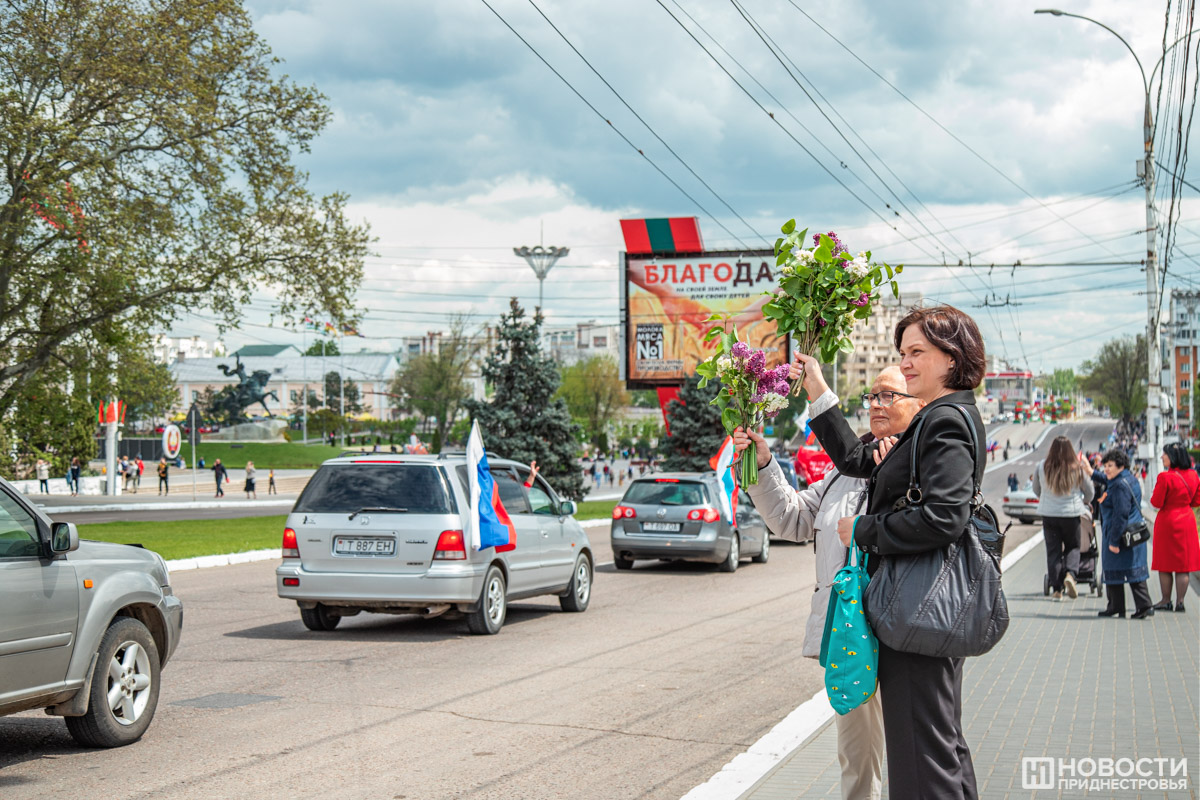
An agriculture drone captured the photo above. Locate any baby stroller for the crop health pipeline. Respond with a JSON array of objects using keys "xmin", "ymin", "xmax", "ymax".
[{"xmin": 1044, "ymin": 512, "xmax": 1104, "ymax": 597}]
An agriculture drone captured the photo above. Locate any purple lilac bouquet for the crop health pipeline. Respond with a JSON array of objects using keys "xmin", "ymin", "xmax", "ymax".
[
  {"xmin": 763, "ymin": 222, "xmax": 902, "ymax": 399},
  {"xmin": 696, "ymin": 324, "xmax": 791, "ymax": 486}
]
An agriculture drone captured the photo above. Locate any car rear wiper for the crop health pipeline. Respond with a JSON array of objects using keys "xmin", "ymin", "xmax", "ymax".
[{"xmin": 348, "ymin": 507, "xmax": 408, "ymax": 520}]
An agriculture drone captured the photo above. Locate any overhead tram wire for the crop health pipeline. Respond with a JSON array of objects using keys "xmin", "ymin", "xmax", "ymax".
[
  {"xmin": 783, "ymin": 0, "xmax": 1127, "ymax": 260},
  {"xmin": 476, "ymin": 0, "xmax": 752, "ymax": 250},
  {"xmin": 524, "ymin": 0, "xmax": 763, "ymax": 244},
  {"xmin": 649, "ymin": 0, "xmax": 943, "ymax": 263}
]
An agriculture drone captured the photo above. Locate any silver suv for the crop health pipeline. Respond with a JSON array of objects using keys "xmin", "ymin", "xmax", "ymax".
[
  {"xmin": 611, "ymin": 472, "xmax": 770, "ymax": 571},
  {"xmin": 0, "ymin": 478, "xmax": 183, "ymax": 747},
  {"xmin": 276, "ymin": 453, "xmax": 594, "ymax": 635}
]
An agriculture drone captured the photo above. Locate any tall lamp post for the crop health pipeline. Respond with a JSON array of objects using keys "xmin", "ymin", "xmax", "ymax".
[
  {"xmin": 1036, "ymin": 9, "xmax": 1199, "ymax": 487},
  {"xmin": 514, "ymin": 244, "xmax": 570, "ymax": 312}
]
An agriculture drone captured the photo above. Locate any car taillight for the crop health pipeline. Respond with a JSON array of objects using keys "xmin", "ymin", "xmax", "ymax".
[
  {"xmin": 687, "ymin": 509, "xmax": 702, "ymax": 520},
  {"xmin": 1003, "ymin": 496, "xmax": 1010, "ymax": 503},
  {"xmin": 434, "ymin": 529, "xmax": 466, "ymax": 560},
  {"xmin": 702, "ymin": 508, "xmax": 721, "ymax": 523},
  {"xmin": 612, "ymin": 506, "xmax": 636, "ymax": 519},
  {"xmin": 282, "ymin": 527, "xmax": 299, "ymax": 558},
  {"xmin": 1026, "ymin": 497, "xmax": 1039, "ymax": 504},
  {"xmin": 282, "ymin": 577, "xmax": 299, "ymax": 586}
]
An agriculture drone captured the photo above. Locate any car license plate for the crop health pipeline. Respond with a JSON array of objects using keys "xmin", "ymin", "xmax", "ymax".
[
  {"xmin": 333, "ymin": 536, "xmax": 396, "ymax": 556},
  {"xmin": 642, "ymin": 522, "xmax": 681, "ymax": 532}
]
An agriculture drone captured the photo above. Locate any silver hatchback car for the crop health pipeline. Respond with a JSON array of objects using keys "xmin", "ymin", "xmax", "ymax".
[
  {"xmin": 610, "ymin": 472, "xmax": 770, "ymax": 572},
  {"xmin": 276, "ymin": 453, "xmax": 594, "ymax": 635}
]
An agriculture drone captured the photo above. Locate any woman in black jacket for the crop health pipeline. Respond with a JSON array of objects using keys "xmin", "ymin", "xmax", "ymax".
[{"xmin": 794, "ymin": 304, "xmax": 987, "ymax": 800}]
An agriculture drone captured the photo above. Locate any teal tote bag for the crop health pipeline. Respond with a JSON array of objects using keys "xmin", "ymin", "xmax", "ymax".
[{"xmin": 819, "ymin": 536, "xmax": 879, "ymax": 715}]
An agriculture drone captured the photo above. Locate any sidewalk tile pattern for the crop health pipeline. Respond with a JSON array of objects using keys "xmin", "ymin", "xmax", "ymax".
[{"xmin": 741, "ymin": 539, "xmax": 1200, "ymax": 799}]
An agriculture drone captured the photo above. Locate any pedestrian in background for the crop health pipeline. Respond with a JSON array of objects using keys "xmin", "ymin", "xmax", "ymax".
[
  {"xmin": 134, "ymin": 455, "xmax": 144, "ymax": 493},
  {"xmin": 734, "ymin": 365, "xmax": 925, "ymax": 800},
  {"xmin": 1148, "ymin": 442, "xmax": 1200, "ymax": 612},
  {"xmin": 244, "ymin": 460, "xmax": 257, "ymax": 499},
  {"xmin": 799, "ymin": 304, "xmax": 988, "ymax": 799},
  {"xmin": 36, "ymin": 459, "xmax": 49, "ymax": 493},
  {"xmin": 157, "ymin": 457, "xmax": 169, "ymax": 495},
  {"xmin": 120, "ymin": 455, "xmax": 132, "ymax": 492},
  {"xmin": 70, "ymin": 456, "xmax": 82, "ymax": 496},
  {"xmin": 268, "ymin": 468, "xmax": 277, "ymax": 495},
  {"xmin": 1007, "ymin": 472, "xmax": 1018, "ymax": 492},
  {"xmin": 212, "ymin": 458, "xmax": 228, "ymax": 497},
  {"xmin": 1096, "ymin": 449, "xmax": 1154, "ymax": 619},
  {"xmin": 1033, "ymin": 437, "xmax": 1094, "ymax": 600}
]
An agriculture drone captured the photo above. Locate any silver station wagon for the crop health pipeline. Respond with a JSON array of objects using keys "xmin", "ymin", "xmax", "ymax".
[
  {"xmin": 276, "ymin": 454, "xmax": 594, "ymax": 635},
  {"xmin": 610, "ymin": 472, "xmax": 770, "ymax": 572}
]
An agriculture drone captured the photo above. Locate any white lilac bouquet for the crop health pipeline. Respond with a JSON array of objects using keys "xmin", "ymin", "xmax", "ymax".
[
  {"xmin": 763, "ymin": 222, "xmax": 902, "ymax": 398},
  {"xmin": 696, "ymin": 320, "xmax": 791, "ymax": 486}
]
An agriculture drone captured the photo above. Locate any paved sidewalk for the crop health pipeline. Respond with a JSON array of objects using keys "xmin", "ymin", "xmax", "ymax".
[{"xmin": 739, "ymin": 538, "xmax": 1200, "ymax": 799}]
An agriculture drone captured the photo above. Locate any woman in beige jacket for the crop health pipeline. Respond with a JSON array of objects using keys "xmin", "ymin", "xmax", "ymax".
[{"xmin": 734, "ymin": 366, "xmax": 923, "ymax": 800}]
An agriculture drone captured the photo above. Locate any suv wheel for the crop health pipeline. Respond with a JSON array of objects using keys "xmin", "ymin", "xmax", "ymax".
[
  {"xmin": 467, "ymin": 565, "xmax": 507, "ymax": 635},
  {"xmin": 752, "ymin": 534, "xmax": 770, "ymax": 564},
  {"xmin": 65, "ymin": 616, "xmax": 161, "ymax": 748},
  {"xmin": 560, "ymin": 555, "xmax": 593, "ymax": 612},
  {"xmin": 300, "ymin": 603, "xmax": 341, "ymax": 631},
  {"xmin": 613, "ymin": 554, "xmax": 634, "ymax": 570},
  {"xmin": 719, "ymin": 532, "xmax": 740, "ymax": 573}
]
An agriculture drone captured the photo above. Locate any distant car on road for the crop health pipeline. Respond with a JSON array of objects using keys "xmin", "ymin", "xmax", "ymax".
[
  {"xmin": 0, "ymin": 478, "xmax": 183, "ymax": 747},
  {"xmin": 773, "ymin": 456, "xmax": 804, "ymax": 491},
  {"xmin": 276, "ymin": 453, "xmax": 593, "ymax": 635},
  {"xmin": 610, "ymin": 473, "xmax": 770, "ymax": 572},
  {"xmin": 1001, "ymin": 489, "xmax": 1042, "ymax": 524}
]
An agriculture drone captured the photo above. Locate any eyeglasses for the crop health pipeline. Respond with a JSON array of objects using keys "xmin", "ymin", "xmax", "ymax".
[{"xmin": 861, "ymin": 391, "xmax": 915, "ymax": 409}]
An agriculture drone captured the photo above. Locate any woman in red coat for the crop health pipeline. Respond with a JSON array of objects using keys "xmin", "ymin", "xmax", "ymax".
[{"xmin": 1149, "ymin": 442, "xmax": 1200, "ymax": 612}]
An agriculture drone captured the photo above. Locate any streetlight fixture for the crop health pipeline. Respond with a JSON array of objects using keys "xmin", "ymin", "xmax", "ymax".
[
  {"xmin": 1036, "ymin": 8, "xmax": 1199, "ymax": 486},
  {"xmin": 514, "ymin": 244, "xmax": 570, "ymax": 312}
]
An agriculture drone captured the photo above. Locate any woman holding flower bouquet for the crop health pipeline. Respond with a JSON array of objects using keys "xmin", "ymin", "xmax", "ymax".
[
  {"xmin": 733, "ymin": 366, "xmax": 924, "ymax": 800},
  {"xmin": 795, "ymin": 304, "xmax": 987, "ymax": 800}
]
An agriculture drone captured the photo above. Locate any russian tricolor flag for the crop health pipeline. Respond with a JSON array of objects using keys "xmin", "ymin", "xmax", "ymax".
[
  {"xmin": 708, "ymin": 436, "xmax": 739, "ymax": 525},
  {"xmin": 466, "ymin": 421, "xmax": 516, "ymax": 552}
]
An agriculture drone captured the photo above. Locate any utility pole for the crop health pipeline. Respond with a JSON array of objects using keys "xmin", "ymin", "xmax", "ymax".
[
  {"xmin": 1034, "ymin": 9, "xmax": 1200, "ymax": 487},
  {"xmin": 302, "ymin": 325, "xmax": 308, "ymax": 446},
  {"xmin": 106, "ymin": 351, "xmax": 120, "ymax": 496},
  {"xmin": 339, "ymin": 339, "xmax": 346, "ymax": 449}
]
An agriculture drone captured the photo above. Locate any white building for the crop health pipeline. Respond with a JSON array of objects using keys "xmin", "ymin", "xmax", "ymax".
[
  {"xmin": 153, "ymin": 335, "xmax": 226, "ymax": 364},
  {"xmin": 542, "ymin": 320, "xmax": 620, "ymax": 366},
  {"xmin": 837, "ymin": 295, "xmax": 920, "ymax": 393},
  {"xmin": 170, "ymin": 353, "xmax": 401, "ymax": 420},
  {"xmin": 1166, "ymin": 289, "xmax": 1199, "ymax": 432}
]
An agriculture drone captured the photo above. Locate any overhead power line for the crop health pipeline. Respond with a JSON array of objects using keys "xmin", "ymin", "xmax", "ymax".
[{"xmin": 476, "ymin": 0, "xmax": 752, "ymax": 248}]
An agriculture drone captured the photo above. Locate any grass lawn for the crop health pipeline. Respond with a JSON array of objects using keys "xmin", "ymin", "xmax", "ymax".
[
  {"xmin": 77, "ymin": 515, "xmax": 288, "ymax": 561},
  {"xmin": 575, "ymin": 499, "xmax": 617, "ymax": 522},
  {"xmin": 179, "ymin": 441, "xmax": 343, "ymax": 469}
]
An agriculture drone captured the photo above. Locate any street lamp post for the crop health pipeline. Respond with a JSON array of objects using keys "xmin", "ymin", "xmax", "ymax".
[
  {"xmin": 1036, "ymin": 9, "xmax": 1199, "ymax": 487},
  {"xmin": 514, "ymin": 244, "xmax": 569, "ymax": 312}
]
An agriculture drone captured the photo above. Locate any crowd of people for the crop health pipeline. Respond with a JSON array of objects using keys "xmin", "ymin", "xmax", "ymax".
[{"xmin": 30, "ymin": 454, "xmax": 277, "ymax": 499}]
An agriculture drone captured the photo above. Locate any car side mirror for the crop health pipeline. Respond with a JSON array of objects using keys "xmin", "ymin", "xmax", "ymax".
[
  {"xmin": 559, "ymin": 500, "xmax": 577, "ymax": 517},
  {"xmin": 51, "ymin": 521, "xmax": 79, "ymax": 554}
]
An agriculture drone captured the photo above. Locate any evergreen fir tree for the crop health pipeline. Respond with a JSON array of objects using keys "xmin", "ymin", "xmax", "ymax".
[
  {"xmin": 465, "ymin": 299, "xmax": 585, "ymax": 501},
  {"xmin": 659, "ymin": 375, "xmax": 725, "ymax": 472}
]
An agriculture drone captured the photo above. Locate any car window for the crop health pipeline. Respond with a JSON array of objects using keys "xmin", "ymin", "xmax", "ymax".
[
  {"xmin": 294, "ymin": 464, "xmax": 457, "ymax": 514},
  {"xmin": 490, "ymin": 468, "xmax": 531, "ymax": 514},
  {"xmin": 0, "ymin": 490, "xmax": 40, "ymax": 558},
  {"xmin": 622, "ymin": 480, "xmax": 709, "ymax": 506},
  {"xmin": 738, "ymin": 490, "xmax": 754, "ymax": 509}
]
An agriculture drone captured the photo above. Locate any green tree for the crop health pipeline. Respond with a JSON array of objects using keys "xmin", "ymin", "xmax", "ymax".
[
  {"xmin": 659, "ymin": 376, "xmax": 724, "ymax": 472},
  {"xmin": 322, "ymin": 371, "xmax": 362, "ymax": 415},
  {"xmin": 465, "ymin": 299, "xmax": 584, "ymax": 501},
  {"xmin": 1040, "ymin": 367, "xmax": 1077, "ymax": 399},
  {"xmin": 630, "ymin": 389, "xmax": 658, "ymax": 408},
  {"xmin": 304, "ymin": 339, "xmax": 340, "ymax": 357},
  {"xmin": 117, "ymin": 350, "xmax": 179, "ymax": 429},
  {"xmin": 393, "ymin": 317, "xmax": 477, "ymax": 454},
  {"xmin": 6, "ymin": 373, "xmax": 97, "ymax": 478},
  {"xmin": 557, "ymin": 355, "xmax": 630, "ymax": 451},
  {"xmin": 1080, "ymin": 335, "xmax": 1147, "ymax": 421},
  {"xmin": 0, "ymin": 0, "xmax": 371, "ymax": 417}
]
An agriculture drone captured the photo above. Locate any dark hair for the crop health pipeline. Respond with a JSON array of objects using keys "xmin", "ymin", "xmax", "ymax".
[
  {"xmin": 1101, "ymin": 449, "xmax": 1130, "ymax": 470},
  {"xmin": 893, "ymin": 305, "xmax": 986, "ymax": 390},
  {"xmin": 1163, "ymin": 442, "xmax": 1192, "ymax": 471}
]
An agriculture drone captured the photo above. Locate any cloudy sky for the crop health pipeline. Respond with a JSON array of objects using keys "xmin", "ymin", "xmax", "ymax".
[{"xmin": 166, "ymin": 0, "xmax": 1198, "ymax": 372}]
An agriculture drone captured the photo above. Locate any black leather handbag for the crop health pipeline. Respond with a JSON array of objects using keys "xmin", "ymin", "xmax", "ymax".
[
  {"xmin": 863, "ymin": 404, "xmax": 1010, "ymax": 659},
  {"xmin": 1118, "ymin": 474, "xmax": 1151, "ymax": 548}
]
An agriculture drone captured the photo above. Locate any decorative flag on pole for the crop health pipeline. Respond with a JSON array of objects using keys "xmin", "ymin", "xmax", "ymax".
[
  {"xmin": 466, "ymin": 421, "xmax": 517, "ymax": 552},
  {"xmin": 708, "ymin": 435, "xmax": 739, "ymax": 525}
]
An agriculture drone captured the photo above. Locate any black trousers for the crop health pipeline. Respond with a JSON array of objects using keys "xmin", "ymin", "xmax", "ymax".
[
  {"xmin": 1105, "ymin": 581, "xmax": 1152, "ymax": 613},
  {"xmin": 878, "ymin": 642, "xmax": 978, "ymax": 799},
  {"xmin": 1043, "ymin": 516, "xmax": 1081, "ymax": 591}
]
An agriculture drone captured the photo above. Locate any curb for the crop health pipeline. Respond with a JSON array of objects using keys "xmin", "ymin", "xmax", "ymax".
[
  {"xmin": 681, "ymin": 528, "xmax": 1046, "ymax": 800},
  {"xmin": 44, "ymin": 499, "xmax": 296, "ymax": 514}
]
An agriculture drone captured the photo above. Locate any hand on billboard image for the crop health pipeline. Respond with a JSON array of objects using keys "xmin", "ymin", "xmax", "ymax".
[
  {"xmin": 695, "ymin": 317, "xmax": 792, "ymax": 486},
  {"xmin": 763, "ymin": 221, "xmax": 903, "ymax": 395}
]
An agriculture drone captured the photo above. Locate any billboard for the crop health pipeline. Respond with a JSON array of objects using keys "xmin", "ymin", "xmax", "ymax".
[{"xmin": 620, "ymin": 249, "xmax": 788, "ymax": 388}]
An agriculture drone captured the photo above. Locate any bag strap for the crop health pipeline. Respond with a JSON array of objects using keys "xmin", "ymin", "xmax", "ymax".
[{"xmin": 905, "ymin": 403, "xmax": 984, "ymax": 509}]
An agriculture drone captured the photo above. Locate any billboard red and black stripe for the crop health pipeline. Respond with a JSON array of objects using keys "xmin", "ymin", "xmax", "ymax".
[{"xmin": 620, "ymin": 217, "xmax": 703, "ymax": 254}]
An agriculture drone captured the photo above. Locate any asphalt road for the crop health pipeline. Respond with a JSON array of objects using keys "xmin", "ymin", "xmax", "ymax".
[{"xmin": 0, "ymin": 419, "xmax": 1115, "ymax": 799}]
